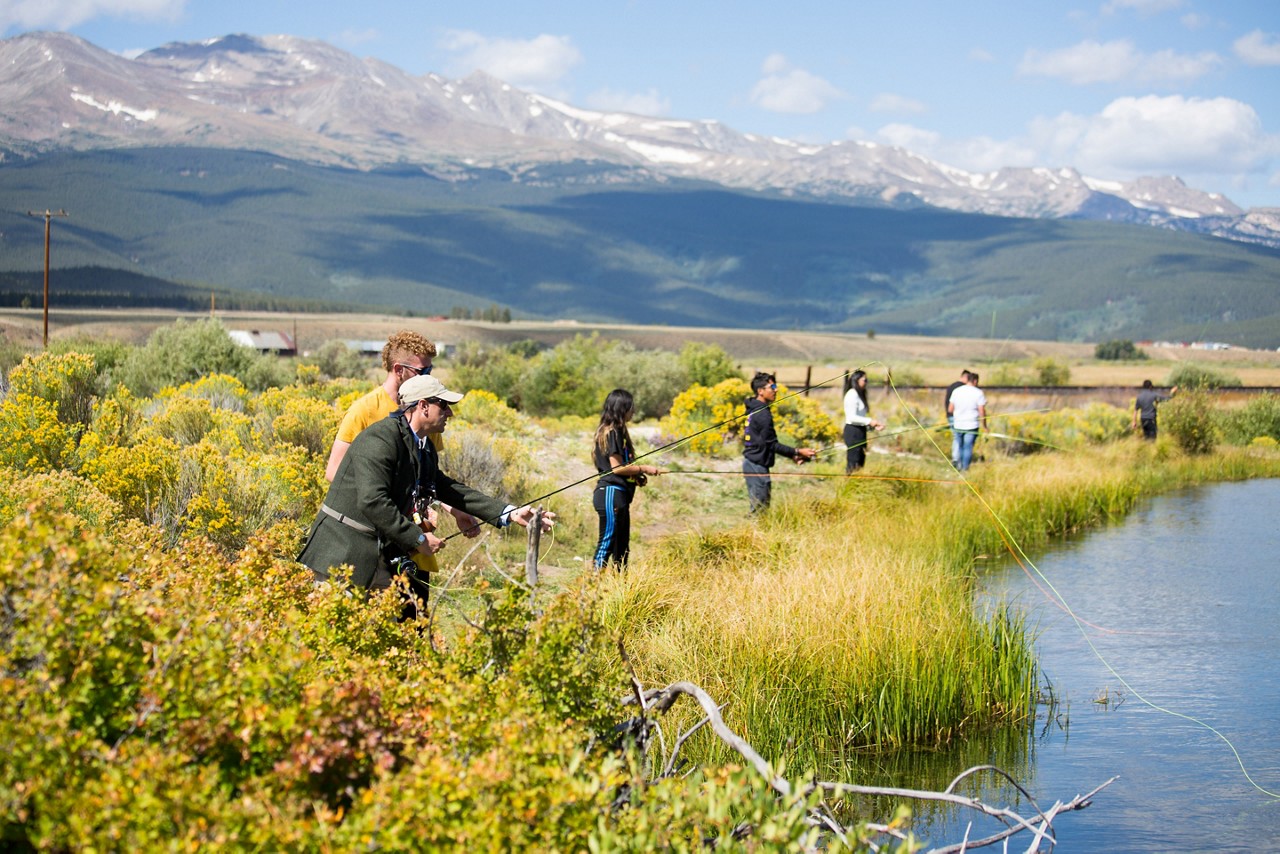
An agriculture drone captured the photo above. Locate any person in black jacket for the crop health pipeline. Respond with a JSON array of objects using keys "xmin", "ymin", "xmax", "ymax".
[
  {"xmin": 742, "ymin": 372, "xmax": 816, "ymax": 514},
  {"xmin": 299, "ymin": 374, "xmax": 554, "ymax": 616}
]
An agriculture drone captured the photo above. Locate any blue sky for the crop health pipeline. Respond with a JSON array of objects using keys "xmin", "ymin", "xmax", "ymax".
[{"xmin": 3, "ymin": 0, "xmax": 1279, "ymax": 208}]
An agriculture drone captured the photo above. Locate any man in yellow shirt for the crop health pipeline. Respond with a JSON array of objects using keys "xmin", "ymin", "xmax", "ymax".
[{"xmin": 324, "ymin": 331, "xmax": 481, "ymax": 577}]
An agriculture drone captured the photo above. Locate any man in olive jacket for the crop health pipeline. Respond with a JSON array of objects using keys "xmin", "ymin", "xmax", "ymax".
[{"xmin": 299, "ymin": 374, "xmax": 553, "ymax": 594}]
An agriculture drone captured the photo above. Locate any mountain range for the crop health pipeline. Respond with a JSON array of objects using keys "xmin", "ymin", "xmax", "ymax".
[{"xmin": 1, "ymin": 31, "xmax": 1279, "ymax": 347}]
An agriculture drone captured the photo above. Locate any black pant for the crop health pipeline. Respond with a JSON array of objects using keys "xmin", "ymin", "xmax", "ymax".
[
  {"xmin": 593, "ymin": 484, "xmax": 632, "ymax": 569},
  {"xmin": 370, "ymin": 554, "xmax": 431, "ymax": 621},
  {"xmin": 844, "ymin": 423, "xmax": 868, "ymax": 472}
]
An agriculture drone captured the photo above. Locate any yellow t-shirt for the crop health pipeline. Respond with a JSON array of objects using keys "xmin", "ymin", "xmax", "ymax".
[{"xmin": 337, "ymin": 387, "xmax": 445, "ymax": 573}]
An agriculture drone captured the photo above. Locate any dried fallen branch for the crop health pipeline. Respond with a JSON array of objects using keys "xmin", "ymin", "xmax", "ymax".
[{"xmin": 617, "ymin": 662, "xmax": 1115, "ymax": 852}]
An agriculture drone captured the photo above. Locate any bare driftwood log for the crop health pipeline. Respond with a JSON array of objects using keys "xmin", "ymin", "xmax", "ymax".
[{"xmin": 617, "ymin": 642, "xmax": 1114, "ymax": 852}]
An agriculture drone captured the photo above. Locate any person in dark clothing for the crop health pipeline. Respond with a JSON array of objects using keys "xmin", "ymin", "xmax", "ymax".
[
  {"xmin": 1133, "ymin": 380, "xmax": 1178, "ymax": 440},
  {"xmin": 591, "ymin": 388, "xmax": 664, "ymax": 569},
  {"xmin": 299, "ymin": 374, "xmax": 554, "ymax": 616},
  {"xmin": 742, "ymin": 372, "xmax": 816, "ymax": 513},
  {"xmin": 944, "ymin": 369, "xmax": 972, "ymax": 466}
]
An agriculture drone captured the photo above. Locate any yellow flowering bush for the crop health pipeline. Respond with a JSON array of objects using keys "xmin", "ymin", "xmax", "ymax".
[
  {"xmin": 659, "ymin": 378, "xmax": 751, "ymax": 456},
  {"xmin": 149, "ymin": 394, "xmax": 216, "ymax": 445},
  {"xmin": 998, "ymin": 403, "xmax": 1130, "ymax": 455},
  {"xmin": 77, "ymin": 431, "xmax": 182, "ymax": 520},
  {"xmin": 659, "ymin": 378, "xmax": 840, "ymax": 457},
  {"xmin": 89, "ymin": 388, "xmax": 144, "ymax": 447},
  {"xmin": 271, "ymin": 395, "xmax": 340, "ymax": 456},
  {"xmin": 0, "ymin": 470, "xmax": 122, "ymax": 534},
  {"xmin": 0, "ymin": 393, "xmax": 79, "ymax": 472},
  {"xmin": 453, "ymin": 388, "xmax": 535, "ymax": 436},
  {"xmin": 6, "ymin": 350, "xmax": 99, "ymax": 428}
]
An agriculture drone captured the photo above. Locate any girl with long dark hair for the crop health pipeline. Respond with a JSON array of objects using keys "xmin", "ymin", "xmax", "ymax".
[
  {"xmin": 592, "ymin": 389, "xmax": 664, "ymax": 569},
  {"xmin": 842, "ymin": 370, "xmax": 884, "ymax": 473}
]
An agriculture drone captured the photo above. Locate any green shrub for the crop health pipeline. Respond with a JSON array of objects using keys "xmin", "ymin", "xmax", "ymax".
[
  {"xmin": 1166, "ymin": 363, "xmax": 1242, "ymax": 390},
  {"xmin": 115, "ymin": 318, "xmax": 256, "ymax": 396},
  {"xmin": 595, "ymin": 342, "xmax": 685, "ymax": 419},
  {"xmin": 678, "ymin": 342, "xmax": 738, "ymax": 388},
  {"xmin": 1161, "ymin": 391, "xmax": 1218, "ymax": 454},
  {"xmin": 304, "ymin": 339, "xmax": 376, "ymax": 380},
  {"xmin": 1095, "ymin": 339, "xmax": 1147, "ymax": 360},
  {"xmin": 519, "ymin": 334, "xmax": 609, "ymax": 417},
  {"xmin": 451, "ymin": 341, "xmax": 526, "ymax": 407},
  {"xmin": 1219, "ymin": 393, "xmax": 1280, "ymax": 445},
  {"xmin": 1033, "ymin": 357, "xmax": 1071, "ymax": 386}
]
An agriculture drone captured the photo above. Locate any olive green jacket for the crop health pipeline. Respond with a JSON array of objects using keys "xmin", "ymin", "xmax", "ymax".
[{"xmin": 298, "ymin": 412, "xmax": 510, "ymax": 588}]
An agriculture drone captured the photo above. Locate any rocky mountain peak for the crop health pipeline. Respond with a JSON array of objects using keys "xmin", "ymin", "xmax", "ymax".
[{"xmin": 0, "ymin": 30, "xmax": 1273, "ymax": 246}]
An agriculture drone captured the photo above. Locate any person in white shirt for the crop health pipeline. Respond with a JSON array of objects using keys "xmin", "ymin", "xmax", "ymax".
[
  {"xmin": 946, "ymin": 371, "xmax": 986, "ymax": 472},
  {"xmin": 842, "ymin": 370, "xmax": 884, "ymax": 472}
]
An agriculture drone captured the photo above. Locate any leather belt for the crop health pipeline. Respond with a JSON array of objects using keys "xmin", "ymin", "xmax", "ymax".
[{"xmin": 321, "ymin": 503, "xmax": 375, "ymax": 534}]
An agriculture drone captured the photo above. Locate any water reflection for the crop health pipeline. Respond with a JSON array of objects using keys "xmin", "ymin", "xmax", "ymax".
[{"xmin": 820, "ymin": 479, "xmax": 1280, "ymax": 851}]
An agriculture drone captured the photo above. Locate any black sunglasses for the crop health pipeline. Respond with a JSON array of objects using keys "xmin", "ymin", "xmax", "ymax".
[{"xmin": 398, "ymin": 362, "xmax": 433, "ymax": 376}]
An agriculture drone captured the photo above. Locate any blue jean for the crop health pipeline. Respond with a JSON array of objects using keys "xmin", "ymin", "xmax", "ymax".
[
  {"xmin": 743, "ymin": 459, "xmax": 771, "ymax": 513},
  {"xmin": 955, "ymin": 429, "xmax": 979, "ymax": 471}
]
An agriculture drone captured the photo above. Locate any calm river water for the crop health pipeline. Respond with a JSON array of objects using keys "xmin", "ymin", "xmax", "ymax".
[{"xmin": 913, "ymin": 478, "xmax": 1280, "ymax": 851}]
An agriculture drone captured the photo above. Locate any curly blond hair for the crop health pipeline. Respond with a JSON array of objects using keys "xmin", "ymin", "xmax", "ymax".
[{"xmin": 380, "ymin": 330, "xmax": 437, "ymax": 371}]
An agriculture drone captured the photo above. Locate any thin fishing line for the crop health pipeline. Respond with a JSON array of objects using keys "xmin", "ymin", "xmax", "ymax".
[
  {"xmin": 672, "ymin": 469, "xmax": 964, "ymax": 484},
  {"xmin": 437, "ymin": 366, "xmax": 863, "ymax": 542},
  {"xmin": 883, "ymin": 370, "xmax": 1280, "ymax": 799}
]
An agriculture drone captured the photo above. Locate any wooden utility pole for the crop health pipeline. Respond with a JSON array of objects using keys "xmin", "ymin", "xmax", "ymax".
[{"xmin": 26, "ymin": 209, "xmax": 68, "ymax": 348}]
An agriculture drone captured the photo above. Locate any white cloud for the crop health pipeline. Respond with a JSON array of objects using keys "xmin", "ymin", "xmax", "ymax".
[
  {"xmin": 0, "ymin": 0, "xmax": 184, "ymax": 30},
  {"xmin": 1234, "ymin": 30, "xmax": 1280, "ymax": 66},
  {"xmin": 871, "ymin": 96, "xmax": 1276, "ymax": 204},
  {"xmin": 969, "ymin": 47, "xmax": 995, "ymax": 63},
  {"xmin": 585, "ymin": 87, "xmax": 671, "ymax": 117},
  {"xmin": 439, "ymin": 30, "xmax": 582, "ymax": 91},
  {"xmin": 876, "ymin": 123, "xmax": 940, "ymax": 151},
  {"xmin": 336, "ymin": 29, "xmax": 380, "ymax": 47},
  {"xmin": 869, "ymin": 93, "xmax": 926, "ymax": 114},
  {"xmin": 875, "ymin": 123, "xmax": 1037, "ymax": 172},
  {"xmin": 1102, "ymin": 0, "xmax": 1184, "ymax": 15},
  {"xmin": 1019, "ymin": 39, "xmax": 1219, "ymax": 85},
  {"xmin": 749, "ymin": 53, "xmax": 842, "ymax": 114},
  {"xmin": 1034, "ymin": 95, "xmax": 1275, "ymax": 177}
]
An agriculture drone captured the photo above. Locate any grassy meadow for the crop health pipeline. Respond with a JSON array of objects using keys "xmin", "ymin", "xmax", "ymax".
[{"xmin": 2, "ymin": 317, "xmax": 1280, "ymax": 848}]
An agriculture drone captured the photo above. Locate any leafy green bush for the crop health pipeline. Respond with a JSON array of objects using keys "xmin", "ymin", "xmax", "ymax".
[
  {"xmin": 304, "ymin": 339, "xmax": 376, "ymax": 380},
  {"xmin": 1094, "ymin": 339, "xmax": 1147, "ymax": 360},
  {"xmin": 678, "ymin": 341, "xmax": 739, "ymax": 388},
  {"xmin": 1165, "ymin": 363, "xmax": 1242, "ymax": 390},
  {"xmin": 1033, "ymin": 357, "xmax": 1071, "ymax": 387},
  {"xmin": 450, "ymin": 340, "xmax": 526, "ymax": 407},
  {"xmin": 1218, "ymin": 393, "xmax": 1280, "ymax": 445},
  {"xmin": 115, "ymin": 318, "xmax": 252, "ymax": 395},
  {"xmin": 0, "ymin": 505, "xmax": 852, "ymax": 851},
  {"xmin": 1161, "ymin": 391, "xmax": 1218, "ymax": 454}
]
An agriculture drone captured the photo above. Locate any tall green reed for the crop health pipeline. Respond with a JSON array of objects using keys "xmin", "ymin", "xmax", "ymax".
[{"xmin": 599, "ymin": 444, "xmax": 1279, "ymax": 774}]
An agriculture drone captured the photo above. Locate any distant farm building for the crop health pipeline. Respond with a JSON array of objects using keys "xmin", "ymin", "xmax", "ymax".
[{"xmin": 229, "ymin": 330, "xmax": 297, "ymax": 356}]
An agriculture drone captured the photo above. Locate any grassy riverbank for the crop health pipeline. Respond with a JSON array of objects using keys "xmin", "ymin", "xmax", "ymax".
[{"xmin": 598, "ymin": 442, "xmax": 1280, "ymax": 773}]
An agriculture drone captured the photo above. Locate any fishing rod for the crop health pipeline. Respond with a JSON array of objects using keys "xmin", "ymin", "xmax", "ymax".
[{"xmin": 436, "ymin": 365, "xmax": 863, "ymax": 542}]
